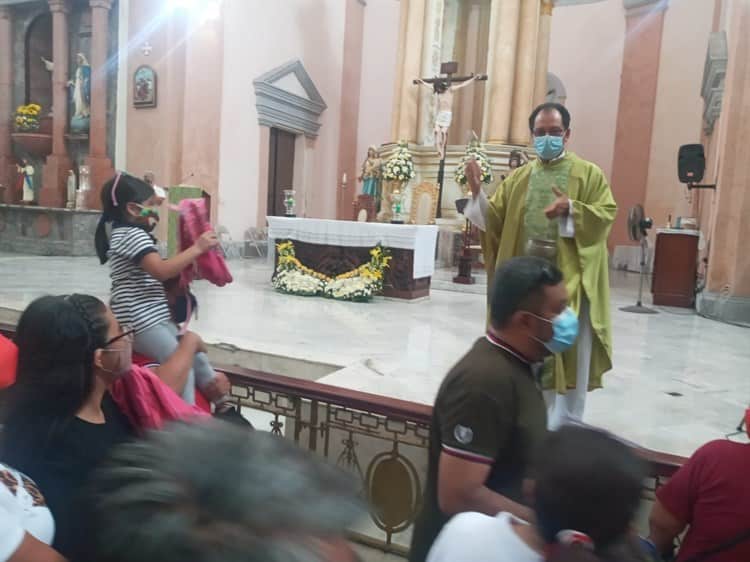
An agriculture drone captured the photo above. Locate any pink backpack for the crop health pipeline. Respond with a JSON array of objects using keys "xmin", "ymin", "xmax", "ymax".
[{"xmin": 177, "ymin": 198, "xmax": 233, "ymax": 287}]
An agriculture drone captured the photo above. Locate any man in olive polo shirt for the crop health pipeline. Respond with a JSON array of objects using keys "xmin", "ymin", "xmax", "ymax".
[{"xmin": 409, "ymin": 256, "xmax": 577, "ymax": 562}]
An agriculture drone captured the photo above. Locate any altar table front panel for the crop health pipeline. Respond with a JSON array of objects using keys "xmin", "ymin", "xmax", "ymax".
[{"xmin": 267, "ymin": 217, "xmax": 439, "ymax": 299}]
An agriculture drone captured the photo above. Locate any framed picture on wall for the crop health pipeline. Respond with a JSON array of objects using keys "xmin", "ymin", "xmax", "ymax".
[{"xmin": 133, "ymin": 65, "xmax": 157, "ymax": 108}]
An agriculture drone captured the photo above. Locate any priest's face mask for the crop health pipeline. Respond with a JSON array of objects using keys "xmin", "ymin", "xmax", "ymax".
[{"xmin": 532, "ymin": 108, "xmax": 571, "ymax": 160}]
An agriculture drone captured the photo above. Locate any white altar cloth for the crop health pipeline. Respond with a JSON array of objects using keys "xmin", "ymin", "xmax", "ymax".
[{"xmin": 267, "ymin": 217, "xmax": 439, "ymax": 279}]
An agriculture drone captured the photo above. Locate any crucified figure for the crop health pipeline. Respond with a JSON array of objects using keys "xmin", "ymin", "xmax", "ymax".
[{"xmin": 415, "ymin": 74, "xmax": 481, "ymax": 160}]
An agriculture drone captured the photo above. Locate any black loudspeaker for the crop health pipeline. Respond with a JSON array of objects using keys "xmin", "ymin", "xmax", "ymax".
[{"xmin": 678, "ymin": 144, "xmax": 706, "ymax": 184}]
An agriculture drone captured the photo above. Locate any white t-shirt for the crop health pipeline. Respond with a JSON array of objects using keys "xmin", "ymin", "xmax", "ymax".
[
  {"xmin": 0, "ymin": 463, "xmax": 55, "ymax": 562},
  {"xmin": 427, "ymin": 511, "xmax": 542, "ymax": 562}
]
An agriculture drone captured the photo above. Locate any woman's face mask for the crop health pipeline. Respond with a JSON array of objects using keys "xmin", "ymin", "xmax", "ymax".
[
  {"xmin": 99, "ymin": 340, "xmax": 133, "ymax": 379},
  {"xmin": 99, "ymin": 326, "xmax": 134, "ymax": 380}
]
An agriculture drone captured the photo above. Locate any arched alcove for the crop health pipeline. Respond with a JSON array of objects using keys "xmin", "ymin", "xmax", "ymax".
[{"xmin": 25, "ymin": 13, "xmax": 53, "ymax": 114}]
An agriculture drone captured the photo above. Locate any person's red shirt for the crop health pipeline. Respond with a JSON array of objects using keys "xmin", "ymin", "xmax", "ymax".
[{"xmin": 657, "ymin": 439, "xmax": 750, "ymax": 562}]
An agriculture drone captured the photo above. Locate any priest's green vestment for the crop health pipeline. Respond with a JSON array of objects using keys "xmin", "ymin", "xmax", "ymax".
[{"xmin": 480, "ymin": 152, "xmax": 617, "ymax": 391}]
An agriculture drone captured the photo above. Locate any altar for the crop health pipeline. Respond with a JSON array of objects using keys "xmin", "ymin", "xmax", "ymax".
[{"xmin": 267, "ymin": 217, "xmax": 439, "ymax": 300}]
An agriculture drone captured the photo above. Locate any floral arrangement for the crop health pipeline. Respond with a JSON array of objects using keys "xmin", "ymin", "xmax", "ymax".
[
  {"xmin": 382, "ymin": 141, "xmax": 416, "ymax": 183},
  {"xmin": 273, "ymin": 241, "xmax": 392, "ymax": 302},
  {"xmin": 14, "ymin": 104, "xmax": 42, "ymax": 132},
  {"xmin": 454, "ymin": 140, "xmax": 493, "ymax": 186}
]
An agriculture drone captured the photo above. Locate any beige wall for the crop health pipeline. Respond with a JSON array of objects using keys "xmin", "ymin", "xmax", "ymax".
[
  {"xmin": 355, "ymin": 0, "xmax": 400, "ymax": 175},
  {"xmin": 644, "ymin": 0, "xmax": 714, "ymax": 237},
  {"xmin": 547, "ymin": 0, "xmax": 625, "ymax": 182},
  {"xmin": 218, "ymin": 0, "xmax": 347, "ymax": 238}
]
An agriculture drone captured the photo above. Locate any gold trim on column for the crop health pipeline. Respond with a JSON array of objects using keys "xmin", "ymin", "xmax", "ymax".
[{"xmin": 541, "ymin": 0, "xmax": 553, "ymax": 16}]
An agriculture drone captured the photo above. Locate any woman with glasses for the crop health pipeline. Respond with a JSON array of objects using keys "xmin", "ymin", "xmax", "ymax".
[{"xmin": 0, "ymin": 294, "xmax": 137, "ymax": 561}]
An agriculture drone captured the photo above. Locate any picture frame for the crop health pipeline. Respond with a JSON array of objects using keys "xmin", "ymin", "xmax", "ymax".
[{"xmin": 133, "ymin": 65, "xmax": 157, "ymax": 108}]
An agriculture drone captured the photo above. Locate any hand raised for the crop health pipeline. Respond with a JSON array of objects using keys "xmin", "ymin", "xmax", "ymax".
[{"xmin": 466, "ymin": 158, "xmax": 482, "ymax": 198}]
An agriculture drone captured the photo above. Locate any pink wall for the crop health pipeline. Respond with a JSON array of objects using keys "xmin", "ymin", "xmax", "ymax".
[
  {"xmin": 547, "ymin": 0, "xmax": 625, "ymax": 182},
  {"xmin": 125, "ymin": 1, "xmax": 177, "ymax": 186},
  {"xmin": 218, "ymin": 0, "xmax": 347, "ymax": 238},
  {"xmin": 644, "ymin": 0, "xmax": 714, "ymax": 237},
  {"xmin": 609, "ymin": 6, "xmax": 666, "ymax": 249}
]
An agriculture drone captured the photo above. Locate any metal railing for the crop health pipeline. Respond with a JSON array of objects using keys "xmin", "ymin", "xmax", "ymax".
[{"xmin": 220, "ymin": 364, "xmax": 686, "ymax": 555}]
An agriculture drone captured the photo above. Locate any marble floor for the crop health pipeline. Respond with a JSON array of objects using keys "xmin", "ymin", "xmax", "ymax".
[{"xmin": 0, "ymin": 252, "xmax": 748, "ymax": 457}]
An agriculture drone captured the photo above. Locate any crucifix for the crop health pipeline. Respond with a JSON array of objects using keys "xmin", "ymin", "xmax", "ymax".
[{"xmin": 414, "ymin": 62, "xmax": 487, "ymax": 218}]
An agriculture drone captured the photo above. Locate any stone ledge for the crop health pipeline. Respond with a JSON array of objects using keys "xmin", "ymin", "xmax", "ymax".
[{"xmin": 696, "ymin": 291, "xmax": 750, "ymax": 328}]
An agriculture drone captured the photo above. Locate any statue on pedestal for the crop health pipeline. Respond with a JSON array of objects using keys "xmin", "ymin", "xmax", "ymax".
[
  {"xmin": 68, "ymin": 53, "xmax": 91, "ymax": 133},
  {"xmin": 66, "ymin": 170, "xmax": 77, "ymax": 209},
  {"xmin": 358, "ymin": 145, "xmax": 382, "ymax": 204},
  {"xmin": 16, "ymin": 159, "xmax": 35, "ymax": 204}
]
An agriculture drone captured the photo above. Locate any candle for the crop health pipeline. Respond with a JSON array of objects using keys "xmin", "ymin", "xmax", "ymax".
[{"xmin": 342, "ymin": 173, "xmax": 347, "ymax": 183}]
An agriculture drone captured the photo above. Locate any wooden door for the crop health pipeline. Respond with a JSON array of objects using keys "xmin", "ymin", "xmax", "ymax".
[{"xmin": 268, "ymin": 128, "xmax": 296, "ymax": 216}]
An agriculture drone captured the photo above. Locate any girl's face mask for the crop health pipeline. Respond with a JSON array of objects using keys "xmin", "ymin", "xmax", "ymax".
[{"xmin": 129, "ymin": 203, "xmax": 160, "ymax": 231}]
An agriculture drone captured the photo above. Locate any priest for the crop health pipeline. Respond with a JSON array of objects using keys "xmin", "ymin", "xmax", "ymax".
[{"xmin": 464, "ymin": 102, "xmax": 617, "ymax": 427}]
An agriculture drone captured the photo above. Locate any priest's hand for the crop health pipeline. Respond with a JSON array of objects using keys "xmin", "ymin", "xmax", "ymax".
[
  {"xmin": 544, "ymin": 186, "xmax": 570, "ymax": 219},
  {"xmin": 466, "ymin": 158, "xmax": 482, "ymax": 198}
]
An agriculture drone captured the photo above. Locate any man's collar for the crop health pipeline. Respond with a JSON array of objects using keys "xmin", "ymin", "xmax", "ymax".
[{"xmin": 485, "ymin": 332, "xmax": 536, "ymax": 365}]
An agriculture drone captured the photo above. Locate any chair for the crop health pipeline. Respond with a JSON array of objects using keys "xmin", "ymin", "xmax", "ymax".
[
  {"xmin": 244, "ymin": 227, "xmax": 268, "ymax": 258},
  {"xmin": 352, "ymin": 194, "xmax": 377, "ymax": 222},
  {"xmin": 409, "ymin": 182, "xmax": 439, "ymax": 225},
  {"xmin": 216, "ymin": 225, "xmax": 241, "ymax": 260}
]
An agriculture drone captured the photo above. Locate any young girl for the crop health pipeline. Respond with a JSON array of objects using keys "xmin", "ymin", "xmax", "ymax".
[{"xmin": 94, "ymin": 172, "xmax": 230, "ymax": 412}]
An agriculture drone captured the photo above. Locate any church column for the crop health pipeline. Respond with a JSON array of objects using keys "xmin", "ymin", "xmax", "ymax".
[
  {"xmin": 0, "ymin": 6, "xmax": 13, "ymax": 202},
  {"xmin": 394, "ymin": 0, "xmax": 426, "ymax": 143},
  {"xmin": 508, "ymin": 0, "xmax": 540, "ymax": 145},
  {"xmin": 417, "ymin": 0, "xmax": 444, "ymax": 145},
  {"xmin": 698, "ymin": 0, "xmax": 750, "ymax": 326},
  {"xmin": 608, "ymin": 0, "xmax": 667, "ymax": 249},
  {"xmin": 85, "ymin": 0, "xmax": 115, "ymax": 209},
  {"xmin": 40, "ymin": 0, "xmax": 72, "ymax": 208},
  {"xmin": 390, "ymin": 0, "xmax": 409, "ymax": 141},
  {"xmin": 533, "ymin": 0, "xmax": 553, "ymax": 107},
  {"xmin": 482, "ymin": 0, "xmax": 520, "ymax": 144}
]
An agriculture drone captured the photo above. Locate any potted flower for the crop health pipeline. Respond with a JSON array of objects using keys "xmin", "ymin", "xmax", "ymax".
[
  {"xmin": 454, "ymin": 139, "xmax": 493, "ymax": 194},
  {"xmin": 14, "ymin": 104, "xmax": 42, "ymax": 132},
  {"xmin": 11, "ymin": 103, "xmax": 52, "ymax": 157}
]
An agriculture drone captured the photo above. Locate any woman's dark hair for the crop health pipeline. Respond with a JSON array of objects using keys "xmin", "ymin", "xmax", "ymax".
[
  {"xmin": 1, "ymin": 294, "xmax": 109, "ymax": 470},
  {"xmin": 95, "ymin": 173, "xmax": 155, "ymax": 264},
  {"xmin": 536, "ymin": 426, "xmax": 646, "ymax": 562}
]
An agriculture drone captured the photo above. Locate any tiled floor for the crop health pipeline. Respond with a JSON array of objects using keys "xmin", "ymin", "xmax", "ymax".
[{"xmin": 1, "ymin": 252, "xmax": 748, "ymax": 457}]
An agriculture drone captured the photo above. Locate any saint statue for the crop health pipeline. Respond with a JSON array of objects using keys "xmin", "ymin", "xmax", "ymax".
[
  {"xmin": 358, "ymin": 146, "xmax": 382, "ymax": 201},
  {"xmin": 68, "ymin": 53, "xmax": 91, "ymax": 132},
  {"xmin": 66, "ymin": 170, "xmax": 77, "ymax": 209},
  {"xmin": 17, "ymin": 159, "xmax": 35, "ymax": 204},
  {"xmin": 415, "ymin": 74, "xmax": 480, "ymax": 160}
]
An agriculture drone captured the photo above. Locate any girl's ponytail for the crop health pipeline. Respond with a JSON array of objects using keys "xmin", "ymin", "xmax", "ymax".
[{"xmin": 95, "ymin": 213, "xmax": 111, "ymax": 264}]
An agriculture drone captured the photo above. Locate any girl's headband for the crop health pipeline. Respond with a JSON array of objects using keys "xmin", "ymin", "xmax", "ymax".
[{"xmin": 111, "ymin": 172, "xmax": 123, "ymax": 207}]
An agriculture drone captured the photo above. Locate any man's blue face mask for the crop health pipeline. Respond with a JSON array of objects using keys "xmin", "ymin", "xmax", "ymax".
[
  {"xmin": 533, "ymin": 134, "xmax": 565, "ymax": 161},
  {"xmin": 531, "ymin": 307, "xmax": 579, "ymax": 354}
]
